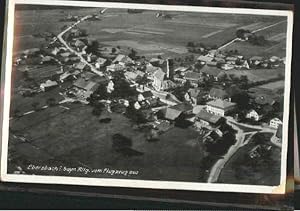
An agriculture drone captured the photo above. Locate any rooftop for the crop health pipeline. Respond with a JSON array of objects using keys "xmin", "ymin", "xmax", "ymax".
[
  {"xmin": 207, "ymin": 99, "xmax": 236, "ymax": 109},
  {"xmin": 196, "ymin": 110, "xmax": 223, "ymax": 124}
]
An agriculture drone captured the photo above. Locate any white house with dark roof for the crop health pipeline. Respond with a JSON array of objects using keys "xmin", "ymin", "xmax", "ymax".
[
  {"xmin": 270, "ymin": 117, "xmax": 283, "ymax": 129},
  {"xmin": 206, "ymin": 99, "xmax": 236, "ymax": 116},
  {"xmin": 246, "ymin": 109, "xmax": 263, "ymax": 121}
]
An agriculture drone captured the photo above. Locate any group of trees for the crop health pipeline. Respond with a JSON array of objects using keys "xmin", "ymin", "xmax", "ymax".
[{"xmin": 236, "ymin": 29, "xmax": 268, "ymax": 46}]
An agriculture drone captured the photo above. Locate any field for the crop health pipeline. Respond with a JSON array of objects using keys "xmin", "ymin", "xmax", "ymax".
[
  {"xmin": 222, "ymin": 21, "xmax": 287, "ymax": 58},
  {"xmin": 257, "ymin": 80, "xmax": 285, "ymax": 91},
  {"xmin": 14, "ymin": 6, "xmax": 286, "ymax": 59},
  {"xmin": 8, "ymin": 104, "xmax": 207, "ymax": 182},
  {"xmin": 225, "ymin": 67, "xmax": 284, "ymax": 82},
  {"xmin": 217, "ymin": 132, "xmax": 281, "ymax": 185}
]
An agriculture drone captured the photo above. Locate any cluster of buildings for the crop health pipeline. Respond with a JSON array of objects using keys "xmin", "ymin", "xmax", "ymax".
[{"xmin": 15, "ymin": 23, "xmax": 284, "ymax": 152}]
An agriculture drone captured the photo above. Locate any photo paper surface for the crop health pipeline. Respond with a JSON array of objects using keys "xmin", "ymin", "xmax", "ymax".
[{"xmin": 0, "ymin": 0, "xmax": 293, "ymax": 194}]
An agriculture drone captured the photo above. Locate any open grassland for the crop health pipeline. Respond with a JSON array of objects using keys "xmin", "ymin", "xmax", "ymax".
[
  {"xmin": 14, "ymin": 7, "xmax": 286, "ymax": 57},
  {"xmin": 225, "ymin": 67, "xmax": 284, "ymax": 82},
  {"xmin": 9, "ymin": 105, "xmax": 205, "ymax": 182}
]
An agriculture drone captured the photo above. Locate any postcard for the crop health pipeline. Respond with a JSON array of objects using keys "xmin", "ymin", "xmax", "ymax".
[{"xmin": 0, "ymin": 0, "xmax": 293, "ymax": 194}]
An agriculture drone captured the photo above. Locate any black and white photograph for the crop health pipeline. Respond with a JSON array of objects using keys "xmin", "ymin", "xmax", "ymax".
[{"xmin": 0, "ymin": 0, "xmax": 293, "ymax": 194}]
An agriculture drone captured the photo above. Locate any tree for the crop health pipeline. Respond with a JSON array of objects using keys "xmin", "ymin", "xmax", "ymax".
[
  {"xmin": 85, "ymin": 40, "xmax": 100, "ymax": 55},
  {"xmin": 112, "ymin": 47, "xmax": 117, "ymax": 54}
]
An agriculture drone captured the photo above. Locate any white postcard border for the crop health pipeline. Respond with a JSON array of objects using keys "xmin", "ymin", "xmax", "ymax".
[{"xmin": 0, "ymin": 0, "xmax": 294, "ymax": 194}]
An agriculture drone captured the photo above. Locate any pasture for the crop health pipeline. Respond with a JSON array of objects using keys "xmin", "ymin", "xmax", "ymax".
[
  {"xmin": 9, "ymin": 104, "xmax": 206, "ymax": 182},
  {"xmin": 14, "ymin": 6, "xmax": 286, "ymax": 58}
]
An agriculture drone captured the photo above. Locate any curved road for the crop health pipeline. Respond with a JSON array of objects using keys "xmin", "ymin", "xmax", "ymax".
[{"xmin": 207, "ymin": 117, "xmax": 277, "ymax": 183}]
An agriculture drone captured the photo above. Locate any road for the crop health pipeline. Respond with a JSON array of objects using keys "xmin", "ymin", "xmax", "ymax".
[
  {"xmin": 207, "ymin": 117, "xmax": 277, "ymax": 183},
  {"xmin": 56, "ymin": 16, "xmax": 104, "ymax": 77},
  {"xmin": 218, "ymin": 20, "xmax": 287, "ymax": 50}
]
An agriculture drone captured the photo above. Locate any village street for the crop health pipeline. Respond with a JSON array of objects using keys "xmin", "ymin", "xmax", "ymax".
[
  {"xmin": 56, "ymin": 16, "xmax": 104, "ymax": 77},
  {"xmin": 207, "ymin": 116, "xmax": 277, "ymax": 183}
]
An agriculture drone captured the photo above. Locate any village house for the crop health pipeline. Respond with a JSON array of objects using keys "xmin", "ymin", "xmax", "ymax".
[
  {"xmin": 59, "ymin": 70, "xmax": 81, "ymax": 83},
  {"xmin": 74, "ymin": 62, "xmax": 88, "ymax": 71},
  {"xmin": 185, "ymin": 88, "xmax": 202, "ymax": 105},
  {"xmin": 113, "ymin": 54, "xmax": 134, "ymax": 66},
  {"xmin": 200, "ymin": 65, "xmax": 226, "ymax": 81},
  {"xmin": 249, "ymin": 56, "xmax": 263, "ymax": 66},
  {"xmin": 195, "ymin": 110, "xmax": 224, "ymax": 127},
  {"xmin": 40, "ymin": 80, "xmax": 58, "ymax": 92},
  {"xmin": 162, "ymin": 103, "xmax": 193, "ymax": 121},
  {"xmin": 246, "ymin": 109, "xmax": 263, "ymax": 121},
  {"xmin": 95, "ymin": 57, "xmax": 108, "ymax": 69},
  {"xmin": 149, "ymin": 57, "xmax": 165, "ymax": 67},
  {"xmin": 269, "ymin": 117, "xmax": 283, "ymax": 129},
  {"xmin": 106, "ymin": 63, "xmax": 126, "ymax": 72},
  {"xmin": 73, "ymin": 39, "xmax": 86, "ymax": 52},
  {"xmin": 184, "ymin": 71, "xmax": 203, "ymax": 85},
  {"xmin": 206, "ymin": 99, "xmax": 237, "ymax": 117},
  {"xmin": 197, "ymin": 55, "xmax": 214, "ymax": 65},
  {"xmin": 208, "ymin": 88, "xmax": 231, "ymax": 101}
]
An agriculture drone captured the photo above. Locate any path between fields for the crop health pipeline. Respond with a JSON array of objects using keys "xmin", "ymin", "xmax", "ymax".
[
  {"xmin": 207, "ymin": 117, "xmax": 277, "ymax": 183},
  {"xmin": 9, "ymin": 98, "xmax": 75, "ymax": 121},
  {"xmin": 218, "ymin": 20, "xmax": 287, "ymax": 50}
]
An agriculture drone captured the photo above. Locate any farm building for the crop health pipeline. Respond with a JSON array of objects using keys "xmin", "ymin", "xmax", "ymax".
[
  {"xmin": 113, "ymin": 54, "xmax": 134, "ymax": 65},
  {"xmin": 200, "ymin": 65, "xmax": 226, "ymax": 81},
  {"xmin": 106, "ymin": 63, "xmax": 126, "ymax": 72},
  {"xmin": 208, "ymin": 88, "xmax": 231, "ymax": 101},
  {"xmin": 162, "ymin": 103, "xmax": 193, "ymax": 121},
  {"xmin": 195, "ymin": 110, "xmax": 224, "ymax": 127},
  {"xmin": 197, "ymin": 55, "xmax": 214, "ymax": 64},
  {"xmin": 184, "ymin": 71, "xmax": 203, "ymax": 84},
  {"xmin": 40, "ymin": 80, "xmax": 58, "ymax": 92},
  {"xmin": 206, "ymin": 99, "xmax": 236, "ymax": 117},
  {"xmin": 73, "ymin": 78, "xmax": 99, "ymax": 92}
]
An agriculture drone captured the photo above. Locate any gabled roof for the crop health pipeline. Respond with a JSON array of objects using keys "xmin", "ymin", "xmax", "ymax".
[
  {"xmin": 162, "ymin": 80, "xmax": 177, "ymax": 90},
  {"xmin": 124, "ymin": 71, "xmax": 138, "ymax": 81},
  {"xmin": 73, "ymin": 78, "xmax": 99, "ymax": 92},
  {"xmin": 197, "ymin": 55, "xmax": 214, "ymax": 62},
  {"xmin": 153, "ymin": 69, "xmax": 165, "ymax": 81},
  {"xmin": 169, "ymin": 103, "xmax": 193, "ymax": 112},
  {"xmin": 209, "ymin": 88, "xmax": 229, "ymax": 99},
  {"xmin": 188, "ymin": 88, "xmax": 201, "ymax": 98},
  {"xmin": 74, "ymin": 39, "xmax": 86, "ymax": 47},
  {"xmin": 75, "ymin": 62, "xmax": 87, "ymax": 70},
  {"xmin": 141, "ymin": 91, "xmax": 153, "ymax": 98},
  {"xmin": 164, "ymin": 108, "xmax": 182, "ymax": 121},
  {"xmin": 200, "ymin": 65, "xmax": 223, "ymax": 77},
  {"xmin": 207, "ymin": 99, "xmax": 236, "ymax": 109},
  {"xmin": 196, "ymin": 110, "xmax": 223, "ymax": 124},
  {"xmin": 96, "ymin": 57, "xmax": 107, "ymax": 64},
  {"xmin": 184, "ymin": 71, "xmax": 202, "ymax": 80},
  {"xmin": 113, "ymin": 54, "xmax": 133, "ymax": 64}
]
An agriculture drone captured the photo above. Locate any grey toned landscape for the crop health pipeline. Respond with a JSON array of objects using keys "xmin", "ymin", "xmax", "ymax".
[{"xmin": 7, "ymin": 4, "xmax": 288, "ymax": 186}]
